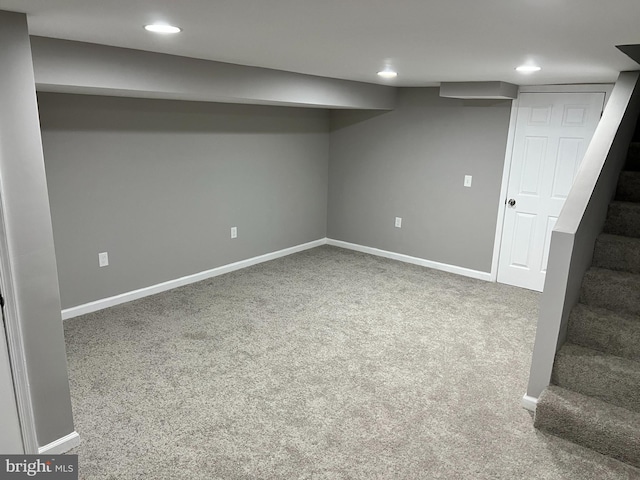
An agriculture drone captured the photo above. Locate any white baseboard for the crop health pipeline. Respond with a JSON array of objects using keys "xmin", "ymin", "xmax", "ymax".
[
  {"xmin": 326, "ymin": 239, "xmax": 492, "ymax": 282},
  {"xmin": 521, "ymin": 394, "xmax": 538, "ymax": 412},
  {"xmin": 62, "ymin": 238, "xmax": 327, "ymax": 320},
  {"xmin": 38, "ymin": 431, "xmax": 80, "ymax": 454},
  {"xmin": 63, "ymin": 238, "xmax": 491, "ymax": 320}
]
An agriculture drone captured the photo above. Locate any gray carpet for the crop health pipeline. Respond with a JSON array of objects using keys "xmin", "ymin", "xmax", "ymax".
[
  {"xmin": 64, "ymin": 246, "xmax": 640, "ymax": 479},
  {"xmin": 535, "ymin": 386, "xmax": 640, "ymax": 470}
]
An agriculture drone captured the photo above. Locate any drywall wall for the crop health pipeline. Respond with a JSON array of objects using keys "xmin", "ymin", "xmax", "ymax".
[
  {"xmin": 39, "ymin": 93, "xmax": 329, "ymax": 309},
  {"xmin": 328, "ymin": 88, "xmax": 512, "ymax": 272},
  {"xmin": 526, "ymin": 71, "xmax": 640, "ymax": 402},
  {"xmin": 0, "ymin": 11, "xmax": 75, "ymax": 450},
  {"xmin": 31, "ymin": 37, "xmax": 396, "ymax": 110}
]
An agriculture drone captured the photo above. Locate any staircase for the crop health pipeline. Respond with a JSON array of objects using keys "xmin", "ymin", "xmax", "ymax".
[{"xmin": 534, "ymin": 141, "xmax": 640, "ymax": 468}]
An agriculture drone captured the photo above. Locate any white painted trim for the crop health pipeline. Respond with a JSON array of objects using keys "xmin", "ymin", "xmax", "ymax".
[
  {"xmin": 0, "ymin": 186, "xmax": 38, "ymax": 454},
  {"xmin": 519, "ymin": 83, "xmax": 614, "ymax": 98},
  {"xmin": 520, "ymin": 84, "xmax": 614, "ymax": 116},
  {"xmin": 62, "ymin": 238, "xmax": 327, "ymax": 320},
  {"xmin": 327, "ymin": 239, "xmax": 492, "ymax": 281},
  {"xmin": 521, "ymin": 394, "xmax": 538, "ymax": 412},
  {"xmin": 490, "ymin": 94, "xmax": 520, "ymax": 282},
  {"xmin": 38, "ymin": 431, "xmax": 80, "ymax": 455}
]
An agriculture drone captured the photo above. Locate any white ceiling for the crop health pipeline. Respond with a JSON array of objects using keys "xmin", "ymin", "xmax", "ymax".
[{"xmin": 1, "ymin": 0, "xmax": 639, "ymax": 87}]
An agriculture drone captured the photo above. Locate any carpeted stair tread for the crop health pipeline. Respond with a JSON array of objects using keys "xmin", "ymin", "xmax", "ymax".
[
  {"xmin": 551, "ymin": 343, "xmax": 640, "ymax": 413},
  {"xmin": 580, "ymin": 267, "xmax": 640, "ymax": 315},
  {"xmin": 592, "ymin": 233, "xmax": 640, "ymax": 274},
  {"xmin": 625, "ymin": 142, "xmax": 640, "ymax": 171},
  {"xmin": 615, "ymin": 171, "xmax": 640, "ymax": 203},
  {"xmin": 534, "ymin": 385, "xmax": 640, "ymax": 468},
  {"xmin": 603, "ymin": 201, "xmax": 640, "ymax": 238},
  {"xmin": 568, "ymin": 303, "xmax": 640, "ymax": 361}
]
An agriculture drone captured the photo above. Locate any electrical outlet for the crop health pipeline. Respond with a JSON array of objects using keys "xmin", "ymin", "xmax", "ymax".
[
  {"xmin": 98, "ymin": 252, "xmax": 109, "ymax": 267},
  {"xmin": 395, "ymin": 217, "xmax": 402, "ymax": 228},
  {"xmin": 464, "ymin": 175, "xmax": 473, "ymax": 187},
  {"xmin": 231, "ymin": 226, "xmax": 238, "ymax": 239}
]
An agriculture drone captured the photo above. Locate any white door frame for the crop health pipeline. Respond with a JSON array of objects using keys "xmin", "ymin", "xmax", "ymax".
[
  {"xmin": 0, "ymin": 187, "xmax": 38, "ymax": 453},
  {"xmin": 490, "ymin": 84, "xmax": 614, "ymax": 283}
]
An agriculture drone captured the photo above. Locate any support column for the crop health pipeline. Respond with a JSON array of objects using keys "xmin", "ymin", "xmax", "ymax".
[{"xmin": 0, "ymin": 10, "xmax": 76, "ymax": 452}]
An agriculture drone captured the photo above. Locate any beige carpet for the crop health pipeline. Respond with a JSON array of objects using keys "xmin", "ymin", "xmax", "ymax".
[{"xmin": 64, "ymin": 246, "xmax": 640, "ymax": 479}]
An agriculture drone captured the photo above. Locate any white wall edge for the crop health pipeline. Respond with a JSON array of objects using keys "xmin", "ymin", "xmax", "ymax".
[
  {"xmin": 38, "ymin": 431, "xmax": 80, "ymax": 455},
  {"xmin": 521, "ymin": 394, "xmax": 538, "ymax": 412},
  {"xmin": 327, "ymin": 239, "xmax": 492, "ymax": 281},
  {"xmin": 62, "ymin": 238, "xmax": 327, "ymax": 320}
]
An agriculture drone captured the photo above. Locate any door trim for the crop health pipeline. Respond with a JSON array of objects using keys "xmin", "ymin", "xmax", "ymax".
[
  {"xmin": 490, "ymin": 95, "xmax": 520, "ymax": 281},
  {"xmin": 489, "ymin": 84, "xmax": 614, "ymax": 284},
  {"xmin": 0, "ymin": 187, "xmax": 38, "ymax": 453}
]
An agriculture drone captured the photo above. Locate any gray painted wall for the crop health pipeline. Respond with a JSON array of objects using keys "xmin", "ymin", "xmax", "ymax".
[
  {"xmin": 328, "ymin": 88, "xmax": 512, "ymax": 272},
  {"xmin": 39, "ymin": 93, "xmax": 329, "ymax": 309},
  {"xmin": 31, "ymin": 37, "xmax": 396, "ymax": 110},
  {"xmin": 0, "ymin": 11, "xmax": 74, "ymax": 449}
]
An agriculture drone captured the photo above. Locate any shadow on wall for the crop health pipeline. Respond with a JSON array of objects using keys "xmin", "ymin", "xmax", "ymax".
[
  {"xmin": 328, "ymin": 99, "xmax": 509, "ymax": 133},
  {"xmin": 37, "ymin": 93, "xmax": 329, "ymax": 134},
  {"xmin": 461, "ymin": 99, "xmax": 515, "ymax": 108},
  {"xmin": 329, "ymin": 110, "xmax": 389, "ymax": 131}
]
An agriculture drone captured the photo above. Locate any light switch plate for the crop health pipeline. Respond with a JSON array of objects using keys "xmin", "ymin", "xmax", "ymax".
[{"xmin": 464, "ymin": 175, "xmax": 472, "ymax": 187}]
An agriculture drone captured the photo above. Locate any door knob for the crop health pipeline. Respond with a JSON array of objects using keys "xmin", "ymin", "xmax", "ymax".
[{"xmin": 508, "ymin": 198, "xmax": 516, "ymax": 207}]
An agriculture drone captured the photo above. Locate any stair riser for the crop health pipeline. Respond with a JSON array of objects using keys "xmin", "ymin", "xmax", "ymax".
[
  {"xmin": 535, "ymin": 390, "xmax": 640, "ymax": 469},
  {"xmin": 626, "ymin": 143, "xmax": 640, "ymax": 171},
  {"xmin": 541, "ymin": 142, "xmax": 640, "ymax": 469},
  {"xmin": 552, "ymin": 353, "xmax": 640, "ymax": 413},
  {"xmin": 580, "ymin": 276, "xmax": 640, "ymax": 316},
  {"xmin": 592, "ymin": 237, "xmax": 640, "ymax": 274},
  {"xmin": 604, "ymin": 204, "xmax": 640, "ymax": 238},
  {"xmin": 568, "ymin": 307, "xmax": 640, "ymax": 361},
  {"xmin": 615, "ymin": 172, "xmax": 640, "ymax": 203}
]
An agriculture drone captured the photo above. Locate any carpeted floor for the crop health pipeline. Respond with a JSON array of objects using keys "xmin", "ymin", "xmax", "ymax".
[{"xmin": 64, "ymin": 246, "xmax": 640, "ymax": 479}]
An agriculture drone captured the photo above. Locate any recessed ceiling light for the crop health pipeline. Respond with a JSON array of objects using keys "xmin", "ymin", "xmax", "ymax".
[
  {"xmin": 144, "ymin": 24, "xmax": 182, "ymax": 34},
  {"xmin": 377, "ymin": 70, "xmax": 398, "ymax": 79},
  {"xmin": 515, "ymin": 65, "xmax": 542, "ymax": 73}
]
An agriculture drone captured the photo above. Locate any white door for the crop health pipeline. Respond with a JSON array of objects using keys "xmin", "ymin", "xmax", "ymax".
[
  {"xmin": 0, "ymin": 308, "xmax": 24, "ymax": 453},
  {"xmin": 497, "ymin": 92, "xmax": 605, "ymax": 291}
]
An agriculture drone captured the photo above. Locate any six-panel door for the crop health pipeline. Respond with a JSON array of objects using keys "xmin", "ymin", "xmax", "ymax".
[{"xmin": 497, "ymin": 92, "xmax": 605, "ymax": 291}]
